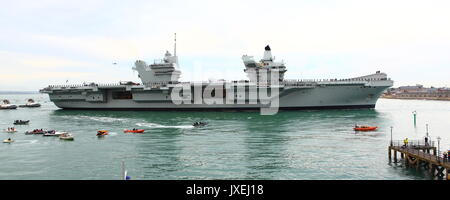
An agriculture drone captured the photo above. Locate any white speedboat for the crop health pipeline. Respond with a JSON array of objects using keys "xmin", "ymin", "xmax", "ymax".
[
  {"xmin": 19, "ymin": 99, "xmax": 41, "ymax": 108},
  {"xmin": 3, "ymin": 138, "xmax": 14, "ymax": 143},
  {"xmin": 0, "ymin": 100, "xmax": 17, "ymax": 110},
  {"xmin": 59, "ymin": 132, "xmax": 74, "ymax": 141},
  {"xmin": 43, "ymin": 130, "xmax": 61, "ymax": 136},
  {"xmin": 5, "ymin": 128, "xmax": 17, "ymax": 133}
]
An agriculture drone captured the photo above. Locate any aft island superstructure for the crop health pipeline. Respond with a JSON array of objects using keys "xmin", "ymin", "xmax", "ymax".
[{"xmin": 40, "ymin": 43, "xmax": 393, "ymax": 113}]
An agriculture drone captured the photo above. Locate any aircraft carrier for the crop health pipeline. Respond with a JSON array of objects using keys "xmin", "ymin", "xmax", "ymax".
[{"xmin": 40, "ymin": 42, "xmax": 393, "ymax": 114}]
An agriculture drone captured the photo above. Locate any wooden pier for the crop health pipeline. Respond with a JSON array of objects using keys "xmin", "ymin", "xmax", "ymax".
[{"xmin": 389, "ymin": 140, "xmax": 450, "ymax": 180}]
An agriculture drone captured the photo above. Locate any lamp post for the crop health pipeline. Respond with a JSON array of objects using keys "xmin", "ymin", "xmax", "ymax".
[
  {"xmin": 413, "ymin": 111, "xmax": 417, "ymax": 126},
  {"xmin": 437, "ymin": 136, "xmax": 441, "ymax": 161},
  {"xmin": 390, "ymin": 126, "xmax": 393, "ymax": 146}
]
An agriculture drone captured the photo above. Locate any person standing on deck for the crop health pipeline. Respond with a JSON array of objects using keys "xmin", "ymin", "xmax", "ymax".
[{"xmin": 448, "ymin": 150, "xmax": 450, "ymax": 161}]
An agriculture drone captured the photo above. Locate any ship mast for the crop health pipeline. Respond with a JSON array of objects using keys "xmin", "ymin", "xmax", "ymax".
[{"xmin": 174, "ymin": 33, "xmax": 177, "ymax": 56}]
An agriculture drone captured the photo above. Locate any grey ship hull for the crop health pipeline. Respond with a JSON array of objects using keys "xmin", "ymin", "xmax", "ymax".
[
  {"xmin": 40, "ymin": 45, "xmax": 393, "ymax": 112},
  {"xmin": 44, "ymin": 82, "xmax": 389, "ymax": 111}
]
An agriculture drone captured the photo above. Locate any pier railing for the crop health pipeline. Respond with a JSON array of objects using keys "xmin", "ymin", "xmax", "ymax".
[
  {"xmin": 390, "ymin": 140, "xmax": 435, "ymax": 148},
  {"xmin": 391, "ymin": 141, "xmax": 450, "ymax": 164}
]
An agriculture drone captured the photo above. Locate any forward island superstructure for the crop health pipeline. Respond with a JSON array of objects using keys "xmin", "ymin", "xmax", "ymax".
[{"xmin": 40, "ymin": 42, "xmax": 393, "ymax": 114}]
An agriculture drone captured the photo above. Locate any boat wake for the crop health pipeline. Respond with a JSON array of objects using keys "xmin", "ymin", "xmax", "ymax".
[
  {"xmin": 60, "ymin": 115, "xmax": 127, "ymax": 123},
  {"xmin": 13, "ymin": 139, "xmax": 39, "ymax": 146},
  {"xmin": 109, "ymin": 132, "xmax": 118, "ymax": 136},
  {"xmin": 135, "ymin": 122, "xmax": 194, "ymax": 129}
]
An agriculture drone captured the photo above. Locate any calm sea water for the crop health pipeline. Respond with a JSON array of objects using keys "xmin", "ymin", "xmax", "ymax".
[{"xmin": 0, "ymin": 94, "xmax": 449, "ymax": 180}]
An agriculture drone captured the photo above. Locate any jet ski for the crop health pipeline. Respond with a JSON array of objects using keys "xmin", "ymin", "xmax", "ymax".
[
  {"xmin": 14, "ymin": 120, "xmax": 29, "ymax": 125},
  {"xmin": 193, "ymin": 122, "xmax": 208, "ymax": 127}
]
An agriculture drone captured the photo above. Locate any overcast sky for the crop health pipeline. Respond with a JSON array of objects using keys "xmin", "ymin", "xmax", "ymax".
[{"xmin": 1, "ymin": 0, "xmax": 450, "ymax": 91}]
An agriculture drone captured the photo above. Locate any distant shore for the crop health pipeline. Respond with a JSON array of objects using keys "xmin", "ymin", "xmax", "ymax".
[
  {"xmin": 382, "ymin": 95, "xmax": 450, "ymax": 101},
  {"xmin": 384, "ymin": 85, "xmax": 450, "ymax": 101}
]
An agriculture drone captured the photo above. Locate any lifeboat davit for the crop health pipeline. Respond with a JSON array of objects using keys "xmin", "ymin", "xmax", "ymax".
[
  {"xmin": 353, "ymin": 126, "xmax": 378, "ymax": 131},
  {"xmin": 123, "ymin": 129, "xmax": 145, "ymax": 133}
]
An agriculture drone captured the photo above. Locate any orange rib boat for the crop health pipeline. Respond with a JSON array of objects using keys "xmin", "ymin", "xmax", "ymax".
[
  {"xmin": 353, "ymin": 126, "xmax": 378, "ymax": 131},
  {"xmin": 123, "ymin": 129, "xmax": 145, "ymax": 133},
  {"xmin": 97, "ymin": 130, "xmax": 109, "ymax": 136}
]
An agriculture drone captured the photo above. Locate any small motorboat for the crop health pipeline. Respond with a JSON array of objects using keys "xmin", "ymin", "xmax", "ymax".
[
  {"xmin": 13, "ymin": 120, "xmax": 29, "ymax": 125},
  {"xmin": 45, "ymin": 130, "xmax": 56, "ymax": 134},
  {"xmin": 0, "ymin": 100, "xmax": 17, "ymax": 110},
  {"xmin": 5, "ymin": 128, "xmax": 17, "ymax": 133},
  {"xmin": 43, "ymin": 130, "xmax": 60, "ymax": 136},
  {"xmin": 97, "ymin": 130, "xmax": 109, "ymax": 136},
  {"xmin": 353, "ymin": 126, "xmax": 378, "ymax": 131},
  {"xmin": 59, "ymin": 132, "xmax": 74, "ymax": 141},
  {"xmin": 25, "ymin": 129, "xmax": 45, "ymax": 135},
  {"xmin": 3, "ymin": 138, "xmax": 14, "ymax": 143},
  {"xmin": 19, "ymin": 99, "xmax": 41, "ymax": 108},
  {"xmin": 123, "ymin": 129, "xmax": 145, "ymax": 133},
  {"xmin": 193, "ymin": 121, "xmax": 208, "ymax": 127}
]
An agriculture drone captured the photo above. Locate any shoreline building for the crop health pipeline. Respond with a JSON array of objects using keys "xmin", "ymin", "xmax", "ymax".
[{"xmin": 383, "ymin": 84, "xmax": 450, "ymax": 100}]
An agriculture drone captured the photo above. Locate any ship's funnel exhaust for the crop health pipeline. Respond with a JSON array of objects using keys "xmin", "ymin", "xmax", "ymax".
[{"xmin": 263, "ymin": 45, "xmax": 272, "ymax": 61}]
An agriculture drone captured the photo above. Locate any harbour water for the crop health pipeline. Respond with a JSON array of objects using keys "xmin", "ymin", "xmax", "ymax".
[{"xmin": 1, "ymin": 94, "xmax": 449, "ymax": 180}]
